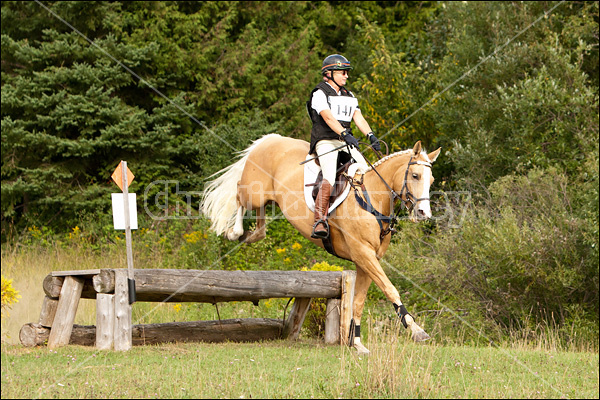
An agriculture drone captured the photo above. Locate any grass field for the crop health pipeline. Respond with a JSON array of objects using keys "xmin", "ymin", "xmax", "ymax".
[
  {"xmin": 2, "ymin": 336, "xmax": 598, "ymax": 399},
  {"xmin": 2, "ymin": 242, "xmax": 598, "ymax": 398}
]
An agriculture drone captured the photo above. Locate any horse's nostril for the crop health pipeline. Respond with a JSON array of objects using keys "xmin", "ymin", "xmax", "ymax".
[{"xmin": 416, "ymin": 209, "xmax": 429, "ymax": 219}]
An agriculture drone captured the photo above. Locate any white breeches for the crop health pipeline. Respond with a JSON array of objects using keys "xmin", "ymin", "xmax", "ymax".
[{"xmin": 315, "ymin": 139, "xmax": 369, "ymax": 186}]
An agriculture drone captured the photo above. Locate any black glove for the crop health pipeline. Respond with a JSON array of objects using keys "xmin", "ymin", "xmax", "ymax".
[
  {"xmin": 368, "ymin": 132, "xmax": 381, "ymax": 152},
  {"xmin": 341, "ymin": 129, "xmax": 359, "ymax": 149}
]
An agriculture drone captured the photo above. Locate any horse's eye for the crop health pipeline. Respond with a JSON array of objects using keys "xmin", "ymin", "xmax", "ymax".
[{"xmin": 412, "ymin": 173, "xmax": 419, "ymax": 179}]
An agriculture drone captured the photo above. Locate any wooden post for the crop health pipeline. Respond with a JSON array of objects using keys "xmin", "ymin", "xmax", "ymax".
[
  {"xmin": 324, "ymin": 298, "xmax": 341, "ymax": 344},
  {"xmin": 96, "ymin": 293, "xmax": 115, "ymax": 350},
  {"xmin": 113, "ymin": 269, "xmax": 132, "ymax": 351},
  {"xmin": 282, "ymin": 297, "xmax": 312, "ymax": 340},
  {"xmin": 121, "ymin": 161, "xmax": 136, "ymax": 304},
  {"xmin": 47, "ymin": 276, "xmax": 84, "ymax": 349},
  {"xmin": 38, "ymin": 296, "xmax": 59, "ymax": 327},
  {"xmin": 339, "ymin": 270, "xmax": 356, "ymax": 346}
]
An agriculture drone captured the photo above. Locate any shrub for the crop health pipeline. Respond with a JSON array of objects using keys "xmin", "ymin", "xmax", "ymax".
[
  {"xmin": 384, "ymin": 167, "xmax": 599, "ymax": 347},
  {"xmin": 301, "ymin": 261, "xmax": 345, "ymax": 338},
  {"xmin": 1, "ymin": 276, "xmax": 21, "ymax": 318}
]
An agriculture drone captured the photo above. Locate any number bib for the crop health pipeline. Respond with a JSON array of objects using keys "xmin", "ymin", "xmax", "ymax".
[{"xmin": 329, "ymin": 96, "xmax": 358, "ymax": 122}]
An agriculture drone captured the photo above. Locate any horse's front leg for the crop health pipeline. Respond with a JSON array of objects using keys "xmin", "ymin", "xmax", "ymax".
[{"xmin": 351, "ymin": 247, "xmax": 430, "ymax": 344}]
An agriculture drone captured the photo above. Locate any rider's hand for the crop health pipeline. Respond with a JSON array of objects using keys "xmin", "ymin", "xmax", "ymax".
[
  {"xmin": 367, "ymin": 132, "xmax": 381, "ymax": 152},
  {"xmin": 341, "ymin": 129, "xmax": 359, "ymax": 149}
]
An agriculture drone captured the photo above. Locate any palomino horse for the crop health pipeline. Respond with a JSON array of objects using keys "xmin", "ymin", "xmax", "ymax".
[{"xmin": 201, "ymin": 134, "xmax": 440, "ymax": 354}]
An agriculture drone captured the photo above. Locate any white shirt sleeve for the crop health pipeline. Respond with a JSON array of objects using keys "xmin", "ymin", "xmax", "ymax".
[
  {"xmin": 348, "ymin": 90, "xmax": 360, "ymax": 109},
  {"xmin": 311, "ymin": 89, "xmax": 330, "ymax": 115}
]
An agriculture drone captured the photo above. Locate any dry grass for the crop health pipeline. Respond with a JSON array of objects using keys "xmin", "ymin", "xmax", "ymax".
[{"xmin": 1, "ymin": 243, "xmax": 129, "ymax": 343}]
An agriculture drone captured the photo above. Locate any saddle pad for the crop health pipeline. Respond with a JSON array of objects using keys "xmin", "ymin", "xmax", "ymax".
[{"xmin": 303, "ymin": 155, "xmax": 362, "ymax": 213}]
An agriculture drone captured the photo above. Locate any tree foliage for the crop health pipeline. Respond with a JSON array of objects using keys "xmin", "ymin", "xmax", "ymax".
[{"xmin": 2, "ymin": 0, "xmax": 598, "ymax": 341}]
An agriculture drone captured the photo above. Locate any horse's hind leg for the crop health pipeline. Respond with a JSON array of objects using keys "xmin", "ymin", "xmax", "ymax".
[
  {"xmin": 350, "ymin": 267, "xmax": 373, "ymax": 355},
  {"xmin": 226, "ymin": 206, "xmax": 246, "ymax": 240},
  {"xmin": 239, "ymin": 206, "xmax": 267, "ymax": 244}
]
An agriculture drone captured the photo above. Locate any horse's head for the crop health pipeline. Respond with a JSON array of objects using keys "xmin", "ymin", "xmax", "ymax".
[{"xmin": 395, "ymin": 141, "xmax": 441, "ymax": 222}]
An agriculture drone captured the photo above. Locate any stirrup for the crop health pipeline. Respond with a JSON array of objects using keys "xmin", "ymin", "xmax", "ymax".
[{"xmin": 311, "ymin": 219, "xmax": 329, "ymax": 239}]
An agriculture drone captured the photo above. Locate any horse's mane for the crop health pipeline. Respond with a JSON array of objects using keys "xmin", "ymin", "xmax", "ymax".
[
  {"xmin": 366, "ymin": 148, "xmax": 432, "ymax": 171},
  {"xmin": 367, "ymin": 149, "xmax": 411, "ymax": 170}
]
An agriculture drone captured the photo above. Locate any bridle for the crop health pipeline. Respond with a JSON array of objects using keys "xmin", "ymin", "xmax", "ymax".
[
  {"xmin": 398, "ymin": 156, "xmax": 433, "ymax": 214},
  {"xmin": 350, "ymin": 152, "xmax": 433, "ymax": 240}
]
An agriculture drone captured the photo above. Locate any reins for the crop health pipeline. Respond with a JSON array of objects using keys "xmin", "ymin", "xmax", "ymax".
[{"xmin": 347, "ymin": 147, "xmax": 432, "ymax": 241}]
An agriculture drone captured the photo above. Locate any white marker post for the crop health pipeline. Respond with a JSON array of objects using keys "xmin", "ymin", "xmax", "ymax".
[{"xmin": 111, "ymin": 161, "xmax": 137, "ymax": 304}]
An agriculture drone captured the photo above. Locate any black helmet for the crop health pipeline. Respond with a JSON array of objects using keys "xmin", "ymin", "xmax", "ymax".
[{"xmin": 321, "ymin": 54, "xmax": 353, "ymax": 75}]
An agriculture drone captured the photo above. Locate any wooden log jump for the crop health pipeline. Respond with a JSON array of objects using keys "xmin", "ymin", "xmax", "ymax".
[
  {"xmin": 20, "ymin": 318, "xmax": 283, "ymax": 347},
  {"xmin": 22, "ymin": 269, "xmax": 356, "ymax": 350}
]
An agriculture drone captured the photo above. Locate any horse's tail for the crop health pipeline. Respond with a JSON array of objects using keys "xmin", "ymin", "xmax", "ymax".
[{"xmin": 201, "ymin": 133, "xmax": 280, "ymax": 236}]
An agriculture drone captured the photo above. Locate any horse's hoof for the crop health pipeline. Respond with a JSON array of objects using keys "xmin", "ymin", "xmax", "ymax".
[
  {"xmin": 353, "ymin": 342, "xmax": 370, "ymax": 356},
  {"xmin": 412, "ymin": 330, "xmax": 431, "ymax": 342},
  {"xmin": 238, "ymin": 230, "xmax": 265, "ymax": 244},
  {"xmin": 226, "ymin": 228, "xmax": 243, "ymax": 241}
]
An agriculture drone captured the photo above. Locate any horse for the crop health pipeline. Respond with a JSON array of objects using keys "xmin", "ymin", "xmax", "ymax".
[{"xmin": 201, "ymin": 133, "xmax": 441, "ymax": 354}]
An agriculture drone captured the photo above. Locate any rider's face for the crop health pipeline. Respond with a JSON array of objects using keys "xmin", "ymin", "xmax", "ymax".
[{"xmin": 331, "ymin": 69, "xmax": 349, "ymax": 85}]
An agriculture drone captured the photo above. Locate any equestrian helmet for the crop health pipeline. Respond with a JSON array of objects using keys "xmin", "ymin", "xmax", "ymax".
[{"xmin": 321, "ymin": 54, "xmax": 353, "ymax": 75}]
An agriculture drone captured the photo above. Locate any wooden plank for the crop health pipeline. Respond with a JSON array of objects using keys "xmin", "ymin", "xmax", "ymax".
[
  {"xmin": 38, "ymin": 296, "xmax": 59, "ymax": 328},
  {"xmin": 324, "ymin": 298, "xmax": 341, "ymax": 344},
  {"xmin": 339, "ymin": 270, "xmax": 356, "ymax": 346},
  {"xmin": 113, "ymin": 269, "xmax": 132, "ymax": 351},
  {"xmin": 131, "ymin": 270, "xmax": 342, "ymax": 303},
  {"xmin": 52, "ymin": 269, "xmax": 101, "ymax": 277},
  {"xmin": 20, "ymin": 319, "xmax": 283, "ymax": 347},
  {"xmin": 47, "ymin": 276, "xmax": 84, "ymax": 349},
  {"xmin": 282, "ymin": 298, "xmax": 312, "ymax": 340},
  {"xmin": 95, "ymin": 294, "xmax": 115, "ymax": 350}
]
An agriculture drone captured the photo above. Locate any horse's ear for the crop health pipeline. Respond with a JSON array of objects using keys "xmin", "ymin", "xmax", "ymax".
[
  {"xmin": 428, "ymin": 147, "xmax": 441, "ymax": 163},
  {"xmin": 412, "ymin": 141, "xmax": 422, "ymax": 156}
]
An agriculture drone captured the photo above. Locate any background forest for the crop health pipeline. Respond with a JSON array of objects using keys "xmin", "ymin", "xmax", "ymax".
[{"xmin": 2, "ymin": 1, "xmax": 598, "ymax": 347}]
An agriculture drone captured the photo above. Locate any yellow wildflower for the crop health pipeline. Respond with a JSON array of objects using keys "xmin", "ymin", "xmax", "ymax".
[
  {"xmin": 292, "ymin": 242, "xmax": 302, "ymax": 251},
  {"xmin": 1, "ymin": 276, "xmax": 21, "ymax": 317},
  {"xmin": 276, "ymin": 248, "xmax": 286, "ymax": 254}
]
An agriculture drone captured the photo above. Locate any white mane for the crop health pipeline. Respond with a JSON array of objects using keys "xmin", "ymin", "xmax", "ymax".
[{"xmin": 367, "ymin": 149, "xmax": 431, "ymax": 171}]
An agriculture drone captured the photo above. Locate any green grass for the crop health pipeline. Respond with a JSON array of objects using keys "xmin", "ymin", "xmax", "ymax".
[
  {"xmin": 2, "ymin": 234, "xmax": 598, "ymax": 398},
  {"xmin": 2, "ymin": 338, "xmax": 598, "ymax": 399}
]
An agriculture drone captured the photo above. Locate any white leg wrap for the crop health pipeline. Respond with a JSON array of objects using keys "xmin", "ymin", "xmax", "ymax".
[{"xmin": 226, "ymin": 207, "xmax": 245, "ymax": 240}]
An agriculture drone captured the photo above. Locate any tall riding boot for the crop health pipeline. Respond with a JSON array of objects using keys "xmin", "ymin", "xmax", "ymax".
[{"xmin": 311, "ymin": 180, "xmax": 333, "ymax": 239}]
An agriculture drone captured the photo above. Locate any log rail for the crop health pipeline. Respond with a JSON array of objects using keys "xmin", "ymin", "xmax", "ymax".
[{"xmin": 22, "ymin": 269, "xmax": 356, "ymax": 351}]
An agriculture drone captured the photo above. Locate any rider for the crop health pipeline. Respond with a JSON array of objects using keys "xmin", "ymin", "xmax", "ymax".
[{"xmin": 307, "ymin": 54, "xmax": 381, "ymax": 239}]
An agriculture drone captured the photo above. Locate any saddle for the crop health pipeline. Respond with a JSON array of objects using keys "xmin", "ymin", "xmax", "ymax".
[{"xmin": 306, "ymin": 151, "xmax": 353, "ymax": 203}]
